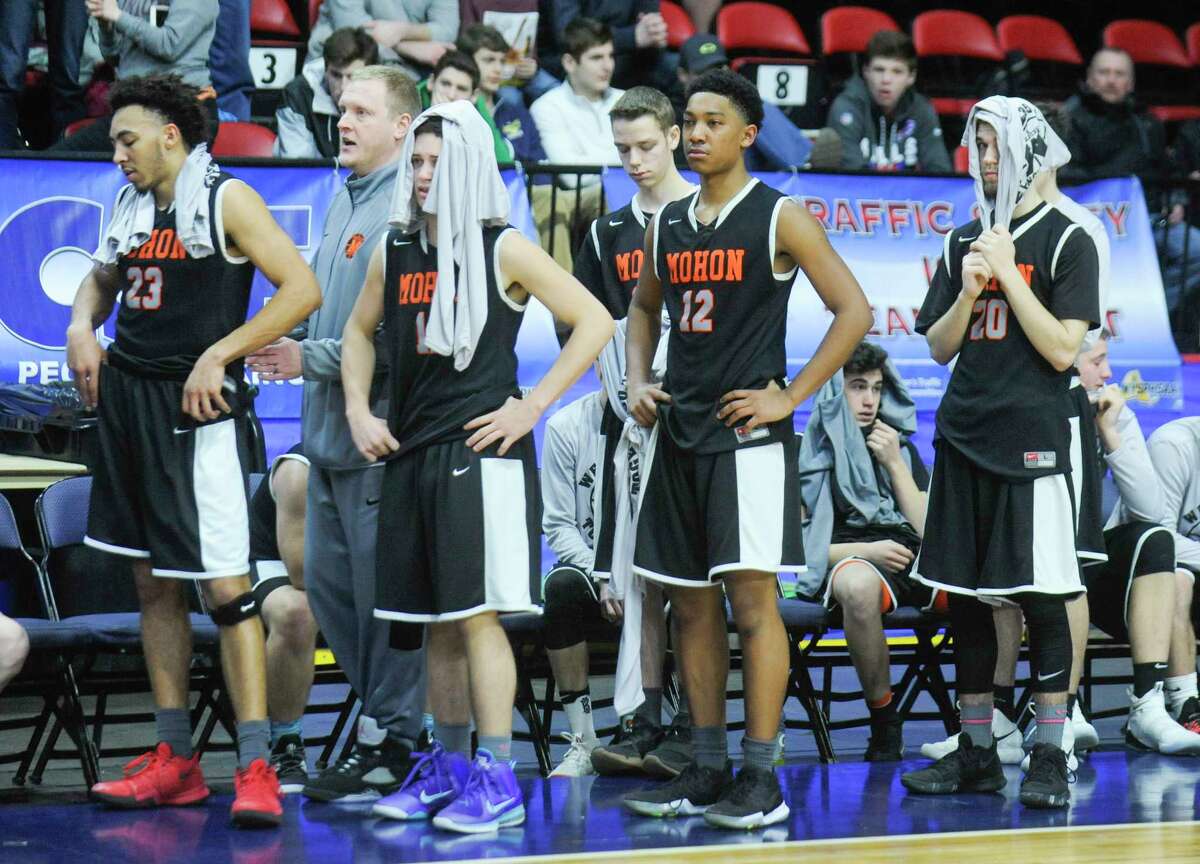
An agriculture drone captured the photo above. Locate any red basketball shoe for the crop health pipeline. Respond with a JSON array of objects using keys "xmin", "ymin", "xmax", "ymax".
[
  {"xmin": 231, "ymin": 758, "xmax": 283, "ymax": 828},
  {"xmin": 91, "ymin": 742, "xmax": 210, "ymax": 808}
]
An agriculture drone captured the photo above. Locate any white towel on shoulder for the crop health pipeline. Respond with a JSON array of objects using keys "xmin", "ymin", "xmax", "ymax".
[
  {"xmin": 600, "ymin": 316, "xmax": 670, "ymax": 718},
  {"xmin": 962, "ymin": 96, "xmax": 1070, "ymax": 231},
  {"xmin": 390, "ymin": 101, "xmax": 510, "ymax": 371},
  {"xmin": 94, "ymin": 144, "xmax": 219, "ymax": 264}
]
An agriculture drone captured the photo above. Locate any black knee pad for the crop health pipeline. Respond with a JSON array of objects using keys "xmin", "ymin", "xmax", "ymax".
[
  {"xmin": 1131, "ymin": 526, "xmax": 1175, "ymax": 578},
  {"xmin": 251, "ymin": 573, "xmax": 290, "ymax": 611},
  {"xmin": 1019, "ymin": 593, "xmax": 1073, "ymax": 693},
  {"xmin": 210, "ymin": 592, "xmax": 260, "ymax": 627},
  {"xmin": 543, "ymin": 565, "xmax": 595, "ymax": 651},
  {"xmin": 948, "ymin": 593, "xmax": 998, "ymax": 695}
]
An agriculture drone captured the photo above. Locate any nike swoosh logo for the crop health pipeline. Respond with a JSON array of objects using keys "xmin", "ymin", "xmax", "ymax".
[
  {"xmin": 1037, "ymin": 669, "xmax": 1064, "ymax": 682},
  {"xmin": 393, "ymin": 239, "xmax": 412, "ymax": 246},
  {"xmin": 239, "ymin": 602, "xmax": 256, "ymax": 614},
  {"xmin": 173, "ymin": 427, "xmax": 192, "ymax": 435},
  {"xmin": 366, "ymin": 497, "xmax": 381, "ymax": 506},
  {"xmin": 668, "ymin": 218, "xmax": 682, "ymax": 225},
  {"xmin": 609, "ymin": 219, "xmax": 624, "ymax": 226},
  {"xmin": 452, "ymin": 466, "xmax": 471, "ymax": 477},
  {"xmin": 419, "ymin": 789, "xmax": 453, "ymax": 805},
  {"xmin": 958, "ymin": 235, "xmax": 978, "ymax": 243},
  {"xmin": 485, "ymin": 796, "xmax": 515, "ymax": 815}
]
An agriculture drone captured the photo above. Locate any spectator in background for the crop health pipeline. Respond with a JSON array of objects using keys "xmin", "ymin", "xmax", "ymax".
[
  {"xmin": 276, "ymin": 27, "xmax": 380, "ymax": 159},
  {"xmin": 674, "ymin": 34, "xmax": 821, "ymax": 172},
  {"xmin": 459, "ymin": 0, "xmax": 558, "ymax": 101},
  {"xmin": 54, "ymin": 0, "xmax": 218, "ymax": 152},
  {"xmin": 458, "ymin": 23, "xmax": 546, "ymax": 165},
  {"xmin": 1060, "ymin": 48, "xmax": 1200, "ymax": 319},
  {"xmin": 531, "ymin": 18, "xmax": 622, "ymax": 178},
  {"xmin": 309, "ymin": 0, "xmax": 458, "ymax": 83},
  {"xmin": 530, "ymin": 17, "xmax": 622, "ymax": 269},
  {"xmin": 415, "ymin": 49, "xmax": 512, "ymax": 164},
  {"xmin": 827, "ymin": 31, "xmax": 949, "ymax": 173},
  {"xmin": 211, "ymin": 0, "xmax": 255, "ymax": 122},
  {"xmin": 547, "ymin": 0, "xmax": 675, "ymax": 92},
  {"xmin": 0, "ymin": 0, "xmax": 87, "ymax": 148}
]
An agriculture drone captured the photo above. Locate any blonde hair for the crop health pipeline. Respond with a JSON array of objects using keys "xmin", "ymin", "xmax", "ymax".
[{"xmin": 350, "ymin": 65, "xmax": 420, "ymax": 119}]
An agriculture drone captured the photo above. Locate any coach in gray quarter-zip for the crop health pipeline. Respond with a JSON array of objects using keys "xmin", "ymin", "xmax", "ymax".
[{"xmin": 246, "ymin": 65, "xmax": 426, "ymax": 801}]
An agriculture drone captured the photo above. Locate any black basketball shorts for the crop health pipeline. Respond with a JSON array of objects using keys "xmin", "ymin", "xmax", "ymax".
[
  {"xmin": 84, "ymin": 365, "xmax": 251, "ymax": 579},
  {"xmin": 373, "ymin": 436, "xmax": 542, "ymax": 623},
  {"xmin": 912, "ymin": 439, "xmax": 1082, "ymax": 598},
  {"xmin": 632, "ymin": 426, "xmax": 805, "ymax": 586}
]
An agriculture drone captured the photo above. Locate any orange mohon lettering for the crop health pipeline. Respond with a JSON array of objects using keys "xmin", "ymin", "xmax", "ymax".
[
  {"xmin": 709, "ymin": 248, "xmax": 725, "ymax": 281},
  {"xmin": 615, "ymin": 252, "xmax": 631, "ymax": 283},
  {"xmin": 422, "ymin": 271, "xmax": 437, "ymax": 303},
  {"xmin": 666, "ymin": 252, "xmax": 681, "ymax": 283},
  {"xmin": 693, "ymin": 249, "xmax": 709, "ymax": 282},
  {"xmin": 725, "ymin": 248, "xmax": 744, "ymax": 281}
]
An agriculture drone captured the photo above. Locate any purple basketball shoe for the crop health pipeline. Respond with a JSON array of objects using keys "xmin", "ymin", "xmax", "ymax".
[
  {"xmin": 431, "ymin": 749, "xmax": 525, "ymax": 834},
  {"xmin": 372, "ymin": 743, "xmax": 471, "ymax": 821}
]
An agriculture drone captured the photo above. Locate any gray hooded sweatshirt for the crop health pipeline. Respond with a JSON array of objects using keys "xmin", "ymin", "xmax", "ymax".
[
  {"xmin": 797, "ymin": 359, "xmax": 921, "ymax": 597},
  {"xmin": 300, "ymin": 159, "xmax": 399, "ymax": 469}
]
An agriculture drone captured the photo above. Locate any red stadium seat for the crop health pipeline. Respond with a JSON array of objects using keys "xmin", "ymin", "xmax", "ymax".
[
  {"xmin": 63, "ymin": 116, "xmax": 99, "ymax": 138},
  {"xmin": 953, "ymin": 145, "xmax": 969, "ymax": 174},
  {"xmin": 1184, "ymin": 23, "xmax": 1200, "ymax": 66},
  {"xmin": 1148, "ymin": 105, "xmax": 1200, "ymax": 122},
  {"xmin": 660, "ymin": 0, "xmax": 695, "ymax": 51},
  {"xmin": 820, "ymin": 6, "xmax": 900, "ymax": 56},
  {"xmin": 997, "ymin": 15, "xmax": 1083, "ymax": 65},
  {"xmin": 251, "ymin": 0, "xmax": 301, "ymax": 39},
  {"xmin": 212, "ymin": 121, "xmax": 277, "ymax": 157},
  {"xmin": 912, "ymin": 10, "xmax": 1003, "ymax": 62},
  {"xmin": 1103, "ymin": 19, "xmax": 1191, "ymax": 68},
  {"xmin": 716, "ymin": 2, "xmax": 811, "ymax": 58}
]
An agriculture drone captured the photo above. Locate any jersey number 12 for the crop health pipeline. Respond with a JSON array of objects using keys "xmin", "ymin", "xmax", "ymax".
[{"xmin": 679, "ymin": 288, "xmax": 714, "ymax": 333}]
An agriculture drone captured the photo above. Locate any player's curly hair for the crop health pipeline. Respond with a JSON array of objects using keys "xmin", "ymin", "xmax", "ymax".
[
  {"xmin": 844, "ymin": 340, "xmax": 889, "ymax": 376},
  {"xmin": 685, "ymin": 67, "xmax": 764, "ymax": 129},
  {"xmin": 108, "ymin": 74, "xmax": 209, "ymax": 150}
]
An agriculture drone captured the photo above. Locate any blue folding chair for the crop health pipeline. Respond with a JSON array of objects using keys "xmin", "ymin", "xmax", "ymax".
[
  {"xmin": 0, "ymin": 491, "xmax": 97, "ymax": 786},
  {"xmin": 34, "ymin": 476, "xmax": 228, "ymax": 771}
]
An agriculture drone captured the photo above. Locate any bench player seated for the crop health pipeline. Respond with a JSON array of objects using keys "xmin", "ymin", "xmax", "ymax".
[
  {"xmin": 799, "ymin": 340, "xmax": 937, "ymax": 762},
  {"xmin": 1139, "ymin": 416, "xmax": 1200, "ymax": 735},
  {"xmin": 247, "ymin": 445, "xmax": 324, "ymax": 790}
]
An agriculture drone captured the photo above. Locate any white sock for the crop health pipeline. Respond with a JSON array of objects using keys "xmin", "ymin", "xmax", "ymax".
[
  {"xmin": 562, "ymin": 692, "xmax": 597, "ymax": 743},
  {"xmin": 1163, "ymin": 673, "xmax": 1198, "ymax": 717}
]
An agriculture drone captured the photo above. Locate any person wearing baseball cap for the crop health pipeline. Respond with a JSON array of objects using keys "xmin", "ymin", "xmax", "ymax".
[{"xmin": 673, "ymin": 34, "xmax": 838, "ymax": 171}]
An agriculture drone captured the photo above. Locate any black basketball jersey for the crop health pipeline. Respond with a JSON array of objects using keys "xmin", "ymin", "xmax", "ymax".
[
  {"xmin": 654, "ymin": 179, "xmax": 796, "ymax": 454},
  {"xmin": 383, "ymin": 225, "xmax": 525, "ymax": 456},
  {"xmin": 249, "ymin": 443, "xmax": 306, "ymax": 563},
  {"xmin": 915, "ymin": 202, "xmax": 1100, "ymax": 480},
  {"xmin": 573, "ymin": 198, "xmax": 653, "ymax": 319},
  {"xmin": 110, "ymin": 171, "xmax": 256, "ymax": 381}
]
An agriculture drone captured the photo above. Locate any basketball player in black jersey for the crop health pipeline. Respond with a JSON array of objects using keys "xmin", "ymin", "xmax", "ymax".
[
  {"xmin": 65, "ymin": 75, "xmax": 322, "ymax": 827},
  {"xmin": 622, "ymin": 68, "xmax": 872, "ymax": 829},
  {"xmin": 572, "ymin": 86, "xmax": 695, "ymax": 324},
  {"xmin": 557, "ymin": 86, "xmax": 696, "ymax": 777},
  {"xmin": 341, "ymin": 109, "xmax": 612, "ymax": 833},
  {"xmin": 901, "ymin": 99, "xmax": 1100, "ymax": 809}
]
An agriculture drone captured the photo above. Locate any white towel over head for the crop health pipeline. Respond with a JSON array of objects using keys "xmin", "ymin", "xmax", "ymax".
[
  {"xmin": 962, "ymin": 96, "xmax": 1070, "ymax": 231},
  {"xmin": 389, "ymin": 101, "xmax": 511, "ymax": 371}
]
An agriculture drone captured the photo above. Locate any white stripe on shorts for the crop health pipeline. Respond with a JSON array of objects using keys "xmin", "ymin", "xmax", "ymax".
[
  {"xmin": 481, "ymin": 457, "xmax": 534, "ymax": 611},
  {"xmin": 1029, "ymin": 472, "xmax": 1083, "ymax": 595},
  {"xmin": 709, "ymin": 442, "xmax": 787, "ymax": 578},
  {"xmin": 188, "ymin": 419, "xmax": 250, "ymax": 579}
]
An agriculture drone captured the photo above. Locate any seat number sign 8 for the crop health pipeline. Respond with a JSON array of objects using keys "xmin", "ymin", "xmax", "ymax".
[{"xmin": 755, "ymin": 65, "xmax": 808, "ymax": 106}]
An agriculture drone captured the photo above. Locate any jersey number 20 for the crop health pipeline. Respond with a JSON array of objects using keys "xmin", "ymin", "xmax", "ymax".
[{"xmin": 969, "ymin": 297, "xmax": 1008, "ymax": 341}]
